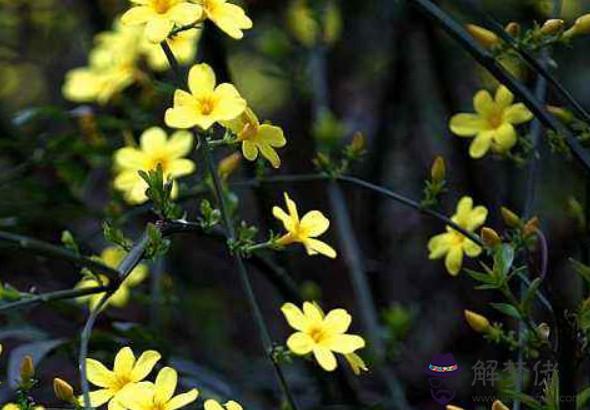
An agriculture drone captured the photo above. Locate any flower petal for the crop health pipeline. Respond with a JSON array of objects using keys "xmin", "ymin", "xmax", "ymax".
[
  {"xmin": 469, "ymin": 131, "xmax": 493, "ymax": 158},
  {"xmin": 463, "ymin": 239, "xmax": 483, "ymax": 257},
  {"xmin": 313, "ymin": 347, "xmax": 337, "ymax": 371},
  {"xmin": 286, "ymin": 332, "xmax": 314, "ymax": 355},
  {"xmin": 211, "ymin": 83, "xmax": 247, "ymax": 121},
  {"xmin": 449, "ymin": 114, "xmax": 486, "ymax": 136},
  {"xmin": 257, "ymin": 124, "xmax": 286, "ymax": 147},
  {"xmin": 281, "ymin": 303, "xmax": 308, "ymax": 331},
  {"xmin": 204, "ymin": 399, "xmax": 224, "ymax": 410},
  {"xmin": 323, "ymin": 309, "xmax": 352, "ymax": 334},
  {"xmin": 167, "ymin": 3, "xmax": 203, "ymax": 25},
  {"xmin": 303, "ymin": 301, "xmax": 324, "ymax": 322},
  {"xmin": 299, "ymin": 211, "xmax": 330, "ymax": 237},
  {"xmin": 167, "ymin": 131, "xmax": 194, "ymax": 158},
  {"xmin": 166, "ymin": 389, "xmax": 199, "ymax": 410},
  {"xmin": 242, "ymin": 140, "xmax": 259, "ymax": 161},
  {"xmin": 495, "ymin": 85, "xmax": 514, "ymax": 108},
  {"xmin": 492, "ymin": 123, "xmax": 517, "ymax": 152},
  {"xmin": 115, "ymin": 147, "xmax": 147, "ymax": 170},
  {"xmin": 225, "ymin": 401, "xmax": 243, "ymax": 410},
  {"xmin": 428, "ymin": 233, "xmax": 452, "ymax": 259},
  {"xmin": 165, "ymin": 107, "xmax": 198, "ymax": 129},
  {"xmin": 473, "ymin": 90, "xmax": 494, "ymax": 115},
  {"xmin": 503, "ymin": 103, "xmax": 533, "ymax": 124},
  {"xmin": 445, "ymin": 246, "xmax": 464, "ymax": 276},
  {"xmin": 140, "ymin": 127, "xmax": 168, "ymax": 155},
  {"xmin": 322, "ymin": 334, "xmax": 365, "ymax": 354},
  {"xmin": 154, "ymin": 367, "xmax": 177, "ymax": 405},
  {"xmin": 258, "ymin": 143, "xmax": 281, "ymax": 168},
  {"xmin": 130, "ymin": 350, "xmax": 161, "ymax": 381},
  {"xmin": 79, "ymin": 389, "xmax": 114, "ymax": 407},
  {"xmin": 86, "ymin": 358, "xmax": 116, "ymax": 388},
  {"xmin": 114, "ymin": 347, "xmax": 135, "ymax": 376},
  {"xmin": 466, "ymin": 206, "xmax": 488, "ymax": 231},
  {"xmin": 167, "ymin": 159, "xmax": 196, "ymax": 178},
  {"xmin": 303, "ymin": 238, "xmax": 337, "ymax": 258},
  {"xmin": 188, "ymin": 64, "xmax": 216, "ymax": 96},
  {"xmin": 145, "ymin": 17, "xmax": 173, "ymax": 43},
  {"xmin": 284, "ymin": 192, "xmax": 299, "ymax": 222},
  {"xmin": 207, "ymin": 3, "xmax": 253, "ymax": 39},
  {"xmin": 121, "ymin": 6, "xmax": 154, "ymax": 26}
]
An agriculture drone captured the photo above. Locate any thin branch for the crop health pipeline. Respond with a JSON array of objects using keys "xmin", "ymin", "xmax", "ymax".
[
  {"xmin": 408, "ymin": 0, "xmax": 590, "ymax": 173},
  {"xmin": 0, "ymin": 286, "xmax": 110, "ymax": 313}
]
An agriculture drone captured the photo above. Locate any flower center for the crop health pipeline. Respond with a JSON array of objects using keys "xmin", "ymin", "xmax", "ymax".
[
  {"xmin": 151, "ymin": 0, "xmax": 173, "ymax": 14},
  {"xmin": 487, "ymin": 111, "xmax": 503, "ymax": 129},
  {"xmin": 113, "ymin": 375, "xmax": 132, "ymax": 391},
  {"xmin": 449, "ymin": 231, "xmax": 465, "ymax": 246},
  {"xmin": 309, "ymin": 326, "xmax": 327, "ymax": 343},
  {"xmin": 149, "ymin": 156, "xmax": 170, "ymax": 173},
  {"xmin": 198, "ymin": 97, "xmax": 216, "ymax": 115},
  {"xmin": 200, "ymin": 0, "xmax": 218, "ymax": 14},
  {"xmin": 239, "ymin": 122, "xmax": 259, "ymax": 141}
]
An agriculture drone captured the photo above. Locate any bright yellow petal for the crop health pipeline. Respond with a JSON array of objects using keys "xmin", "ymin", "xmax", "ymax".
[
  {"xmin": 492, "ymin": 123, "xmax": 517, "ymax": 152},
  {"xmin": 503, "ymin": 103, "xmax": 533, "ymax": 124},
  {"xmin": 165, "ymin": 107, "xmax": 198, "ymax": 129},
  {"xmin": 313, "ymin": 347, "xmax": 337, "ymax": 371},
  {"xmin": 125, "ymin": 264, "xmax": 148, "ymax": 287},
  {"xmin": 145, "ymin": 17, "xmax": 173, "ymax": 43},
  {"xmin": 272, "ymin": 205, "xmax": 294, "ymax": 231},
  {"xmin": 495, "ymin": 85, "xmax": 514, "ymax": 108},
  {"xmin": 114, "ymin": 347, "xmax": 136, "ymax": 376},
  {"xmin": 427, "ymin": 233, "xmax": 452, "ymax": 259},
  {"xmin": 258, "ymin": 143, "xmax": 281, "ymax": 168},
  {"xmin": 121, "ymin": 6, "xmax": 155, "ymax": 25},
  {"xmin": 242, "ymin": 140, "xmax": 259, "ymax": 161},
  {"xmin": 166, "ymin": 389, "xmax": 199, "ymax": 410},
  {"xmin": 167, "ymin": 159, "xmax": 196, "ymax": 178},
  {"xmin": 281, "ymin": 303, "xmax": 308, "ymax": 331},
  {"xmin": 167, "ymin": 131, "xmax": 194, "ymax": 158},
  {"xmin": 141, "ymin": 127, "xmax": 168, "ymax": 155},
  {"xmin": 154, "ymin": 367, "xmax": 177, "ymax": 405},
  {"xmin": 79, "ymin": 389, "xmax": 114, "ymax": 407},
  {"xmin": 211, "ymin": 83, "xmax": 247, "ymax": 121},
  {"xmin": 449, "ymin": 114, "xmax": 486, "ymax": 136},
  {"xmin": 469, "ymin": 131, "xmax": 493, "ymax": 158},
  {"xmin": 322, "ymin": 309, "xmax": 351, "ymax": 334},
  {"xmin": 257, "ymin": 124, "xmax": 286, "ymax": 147},
  {"xmin": 115, "ymin": 147, "xmax": 147, "ymax": 170},
  {"xmin": 303, "ymin": 301, "xmax": 324, "ymax": 323},
  {"xmin": 284, "ymin": 192, "xmax": 299, "ymax": 222},
  {"xmin": 463, "ymin": 239, "xmax": 483, "ymax": 257},
  {"xmin": 109, "ymin": 398, "xmax": 127, "ymax": 410},
  {"xmin": 204, "ymin": 400, "xmax": 224, "ymax": 410},
  {"xmin": 322, "ymin": 334, "xmax": 365, "ymax": 354},
  {"xmin": 115, "ymin": 382, "xmax": 154, "ymax": 410},
  {"xmin": 455, "ymin": 196, "xmax": 473, "ymax": 218},
  {"xmin": 224, "ymin": 401, "xmax": 243, "ymax": 410},
  {"xmin": 167, "ymin": 2, "xmax": 203, "ymax": 25},
  {"xmin": 303, "ymin": 238, "xmax": 337, "ymax": 258},
  {"xmin": 445, "ymin": 246, "xmax": 464, "ymax": 276},
  {"xmin": 86, "ymin": 358, "xmax": 116, "ymax": 388},
  {"xmin": 130, "ymin": 350, "xmax": 161, "ymax": 381},
  {"xmin": 473, "ymin": 89, "xmax": 494, "ymax": 115},
  {"xmin": 188, "ymin": 63, "xmax": 216, "ymax": 96},
  {"xmin": 299, "ymin": 211, "xmax": 330, "ymax": 237},
  {"xmin": 207, "ymin": 3, "xmax": 253, "ymax": 39},
  {"xmin": 286, "ymin": 332, "xmax": 314, "ymax": 355},
  {"xmin": 466, "ymin": 206, "xmax": 488, "ymax": 231}
]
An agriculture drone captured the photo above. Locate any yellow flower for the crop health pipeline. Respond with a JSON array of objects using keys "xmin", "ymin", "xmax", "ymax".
[
  {"xmin": 204, "ymin": 399, "xmax": 243, "ymax": 410},
  {"xmin": 222, "ymin": 108, "xmax": 287, "ymax": 168},
  {"xmin": 113, "ymin": 127, "xmax": 196, "ymax": 204},
  {"xmin": 117, "ymin": 367, "xmax": 199, "ymax": 410},
  {"xmin": 76, "ymin": 246, "xmax": 149, "ymax": 309},
  {"xmin": 121, "ymin": 0, "xmax": 203, "ymax": 43},
  {"xmin": 197, "ymin": 0, "xmax": 253, "ymax": 39},
  {"xmin": 281, "ymin": 302, "xmax": 366, "ymax": 372},
  {"xmin": 273, "ymin": 192, "xmax": 336, "ymax": 258},
  {"xmin": 81, "ymin": 347, "xmax": 161, "ymax": 409},
  {"xmin": 449, "ymin": 85, "xmax": 533, "ymax": 158},
  {"xmin": 2, "ymin": 404, "xmax": 20, "ymax": 410},
  {"xmin": 142, "ymin": 29, "xmax": 201, "ymax": 71},
  {"xmin": 165, "ymin": 63, "xmax": 247, "ymax": 130},
  {"xmin": 428, "ymin": 196, "xmax": 488, "ymax": 275},
  {"xmin": 63, "ymin": 21, "xmax": 142, "ymax": 105}
]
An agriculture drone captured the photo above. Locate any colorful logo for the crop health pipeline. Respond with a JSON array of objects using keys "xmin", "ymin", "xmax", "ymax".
[{"xmin": 425, "ymin": 353, "xmax": 460, "ymax": 406}]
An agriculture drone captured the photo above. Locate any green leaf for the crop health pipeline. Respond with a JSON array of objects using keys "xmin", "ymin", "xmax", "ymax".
[
  {"xmin": 570, "ymin": 258, "xmax": 590, "ymax": 285},
  {"xmin": 490, "ymin": 303, "xmax": 522, "ymax": 320},
  {"xmin": 523, "ymin": 277, "xmax": 543, "ymax": 314},
  {"xmin": 465, "ymin": 268, "xmax": 498, "ymax": 285},
  {"xmin": 494, "ymin": 244, "xmax": 515, "ymax": 278},
  {"xmin": 578, "ymin": 387, "xmax": 590, "ymax": 409}
]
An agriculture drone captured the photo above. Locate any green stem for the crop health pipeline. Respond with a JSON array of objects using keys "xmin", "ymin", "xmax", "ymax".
[
  {"xmin": 201, "ymin": 136, "xmax": 300, "ymax": 410},
  {"xmin": 0, "ymin": 286, "xmax": 110, "ymax": 313},
  {"xmin": 408, "ymin": 0, "xmax": 590, "ymax": 173}
]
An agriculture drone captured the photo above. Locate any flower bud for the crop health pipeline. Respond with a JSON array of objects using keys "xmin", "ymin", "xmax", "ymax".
[
  {"xmin": 446, "ymin": 406, "xmax": 465, "ymax": 410},
  {"xmin": 20, "ymin": 355, "xmax": 35, "ymax": 383},
  {"xmin": 536, "ymin": 322, "xmax": 550, "ymax": 342},
  {"xmin": 505, "ymin": 22, "xmax": 521, "ymax": 37},
  {"xmin": 492, "ymin": 400, "xmax": 510, "ymax": 410},
  {"xmin": 541, "ymin": 19, "xmax": 565, "ymax": 35},
  {"xmin": 466, "ymin": 24, "xmax": 501, "ymax": 48},
  {"xmin": 547, "ymin": 105, "xmax": 575, "ymax": 124},
  {"xmin": 349, "ymin": 132, "xmax": 366, "ymax": 156},
  {"xmin": 523, "ymin": 216, "xmax": 540, "ymax": 237},
  {"xmin": 481, "ymin": 227, "xmax": 502, "ymax": 247},
  {"xmin": 501, "ymin": 206, "xmax": 521, "ymax": 228},
  {"xmin": 53, "ymin": 378, "xmax": 75, "ymax": 403},
  {"xmin": 563, "ymin": 14, "xmax": 590, "ymax": 38},
  {"xmin": 218, "ymin": 152, "xmax": 242, "ymax": 181},
  {"xmin": 464, "ymin": 310, "xmax": 491, "ymax": 333},
  {"xmin": 430, "ymin": 156, "xmax": 446, "ymax": 183}
]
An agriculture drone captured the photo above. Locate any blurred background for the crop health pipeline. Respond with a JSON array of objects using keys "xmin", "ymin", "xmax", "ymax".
[{"xmin": 0, "ymin": 0, "xmax": 589, "ymax": 409}]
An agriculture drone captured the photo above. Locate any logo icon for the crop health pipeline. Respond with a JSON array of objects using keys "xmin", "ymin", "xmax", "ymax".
[{"xmin": 425, "ymin": 353, "xmax": 460, "ymax": 406}]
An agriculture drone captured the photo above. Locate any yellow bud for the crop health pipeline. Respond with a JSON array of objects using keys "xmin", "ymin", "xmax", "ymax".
[
  {"xmin": 501, "ymin": 206, "xmax": 521, "ymax": 228},
  {"xmin": 464, "ymin": 310, "xmax": 491, "ymax": 333},
  {"xmin": 466, "ymin": 24, "xmax": 501, "ymax": 48},
  {"xmin": 53, "ymin": 378, "xmax": 75, "ymax": 403},
  {"xmin": 218, "ymin": 152, "xmax": 242, "ymax": 181},
  {"xmin": 481, "ymin": 227, "xmax": 502, "ymax": 247},
  {"xmin": 563, "ymin": 14, "xmax": 590, "ymax": 38},
  {"xmin": 446, "ymin": 406, "xmax": 465, "ymax": 410},
  {"xmin": 536, "ymin": 322, "xmax": 550, "ymax": 342},
  {"xmin": 523, "ymin": 216, "xmax": 540, "ymax": 237},
  {"xmin": 541, "ymin": 19, "xmax": 565, "ymax": 35},
  {"xmin": 349, "ymin": 131, "xmax": 366, "ymax": 155},
  {"xmin": 430, "ymin": 156, "xmax": 446, "ymax": 183},
  {"xmin": 0, "ymin": 344, "xmax": 2, "ymax": 356},
  {"xmin": 492, "ymin": 400, "xmax": 510, "ymax": 410},
  {"xmin": 547, "ymin": 105, "xmax": 575, "ymax": 124},
  {"xmin": 20, "ymin": 355, "xmax": 35, "ymax": 382},
  {"xmin": 505, "ymin": 22, "xmax": 521, "ymax": 37}
]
